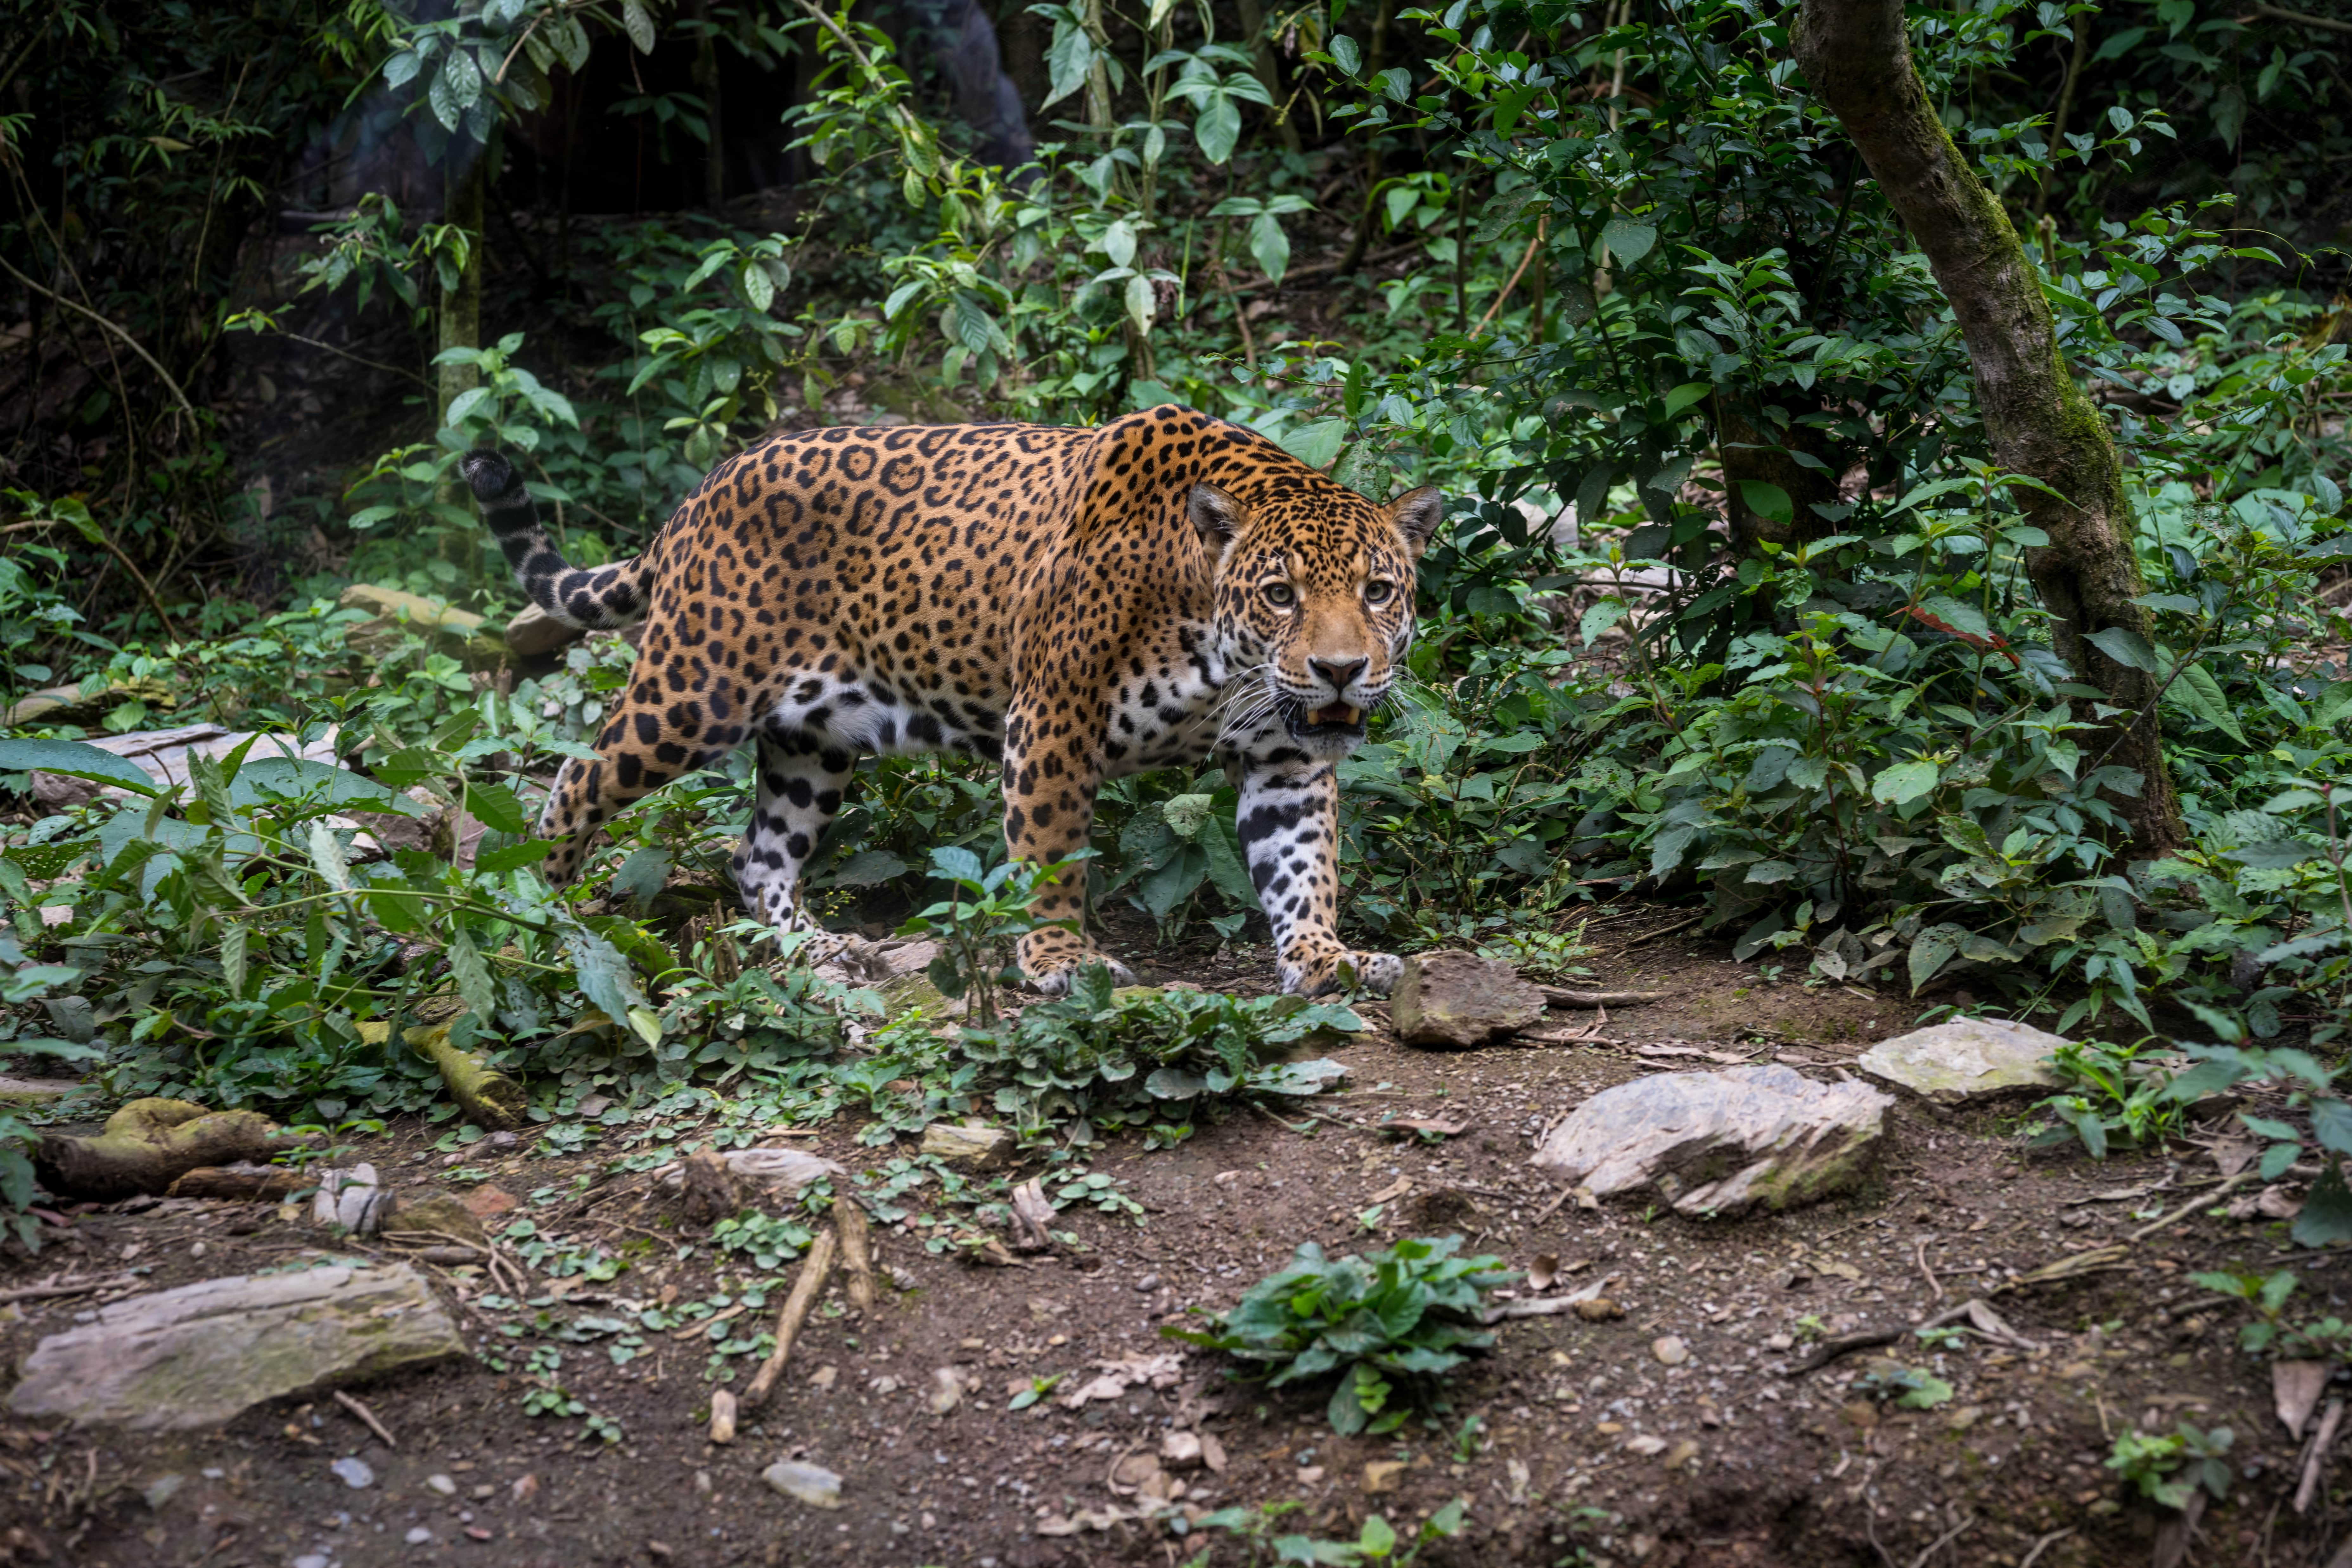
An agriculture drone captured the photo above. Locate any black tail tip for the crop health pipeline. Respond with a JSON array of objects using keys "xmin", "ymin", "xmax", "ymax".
[{"xmin": 459, "ymin": 450, "xmax": 520, "ymax": 504}]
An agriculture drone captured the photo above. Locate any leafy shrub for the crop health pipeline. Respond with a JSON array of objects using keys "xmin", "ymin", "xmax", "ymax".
[
  {"xmin": 2031, "ymin": 1038, "xmax": 2188, "ymax": 1158},
  {"xmin": 2191, "ymin": 1267, "xmax": 2352, "ymax": 1361},
  {"xmin": 959, "ymin": 963, "xmax": 1358, "ymax": 1140},
  {"xmin": 1168, "ymin": 1235, "xmax": 1515, "ymax": 1435},
  {"xmin": 2108, "ymin": 1422, "xmax": 2235, "ymax": 1511}
]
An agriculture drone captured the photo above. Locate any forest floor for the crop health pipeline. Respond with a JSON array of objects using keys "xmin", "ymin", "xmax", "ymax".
[{"xmin": 2, "ymin": 907, "xmax": 2346, "ymax": 1568}]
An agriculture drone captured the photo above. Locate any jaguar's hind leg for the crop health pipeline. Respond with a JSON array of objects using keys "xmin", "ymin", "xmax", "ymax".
[
  {"xmin": 537, "ymin": 691, "xmax": 740, "ymax": 886},
  {"xmin": 731, "ymin": 728, "xmax": 856, "ymax": 933}
]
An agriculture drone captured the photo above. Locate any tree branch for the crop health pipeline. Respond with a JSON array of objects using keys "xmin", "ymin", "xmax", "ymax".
[{"xmin": 0, "ymin": 254, "xmax": 201, "ymax": 426}]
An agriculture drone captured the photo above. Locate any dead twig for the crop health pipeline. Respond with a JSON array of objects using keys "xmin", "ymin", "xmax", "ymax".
[
  {"xmin": 2130, "ymin": 1168, "xmax": 2258, "ymax": 1244},
  {"xmin": 0, "ymin": 1273, "xmax": 139, "ymax": 1305},
  {"xmin": 1906, "ymin": 1514, "xmax": 1976, "ymax": 1568},
  {"xmin": 331, "ymin": 1388, "xmax": 397, "ymax": 1449},
  {"xmin": 2017, "ymin": 1529, "xmax": 2074, "ymax": 1568},
  {"xmin": 1616, "ymin": 915, "xmax": 1703, "ymax": 951},
  {"xmin": 1915, "ymin": 1236, "xmax": 1943, "ymax": 1303},
  {"xmin": 2298, "ymin": 1396, "xmax": 2346, "ymax": 1514},
  {"xmin": 1538, "ymin": 986, "xmax": 1670, "ymax": 1008},
  {"xmin": 835, "ymin": 1195, "xmax": 877, "ymax": 1312},
  {"xmin": 741, "ymin": 1226, "xmax": 838, "ymax": 1407}
]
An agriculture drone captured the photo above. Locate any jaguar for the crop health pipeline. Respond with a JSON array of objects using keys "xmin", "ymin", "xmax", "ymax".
[{"xmin": 458, "ymin": 403, "xmax": 1442, "ymax": 995}]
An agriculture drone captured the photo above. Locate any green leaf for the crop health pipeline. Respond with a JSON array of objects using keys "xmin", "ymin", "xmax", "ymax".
[
  {"xmin": 1907, "ymin": 922, "xmax": 1968, "ymax": 993},
  {"xmin": 622, "ymin": 0, "xmax": 657, "ymax": 53},
  {"xmin": 0, "ymin": 739, "xmax": 161, "ymax": 797},
  {"xmin": 2172, "ymin": 662, "xmax": 2249, "ymax": 745},
  {"xmin": 1359, "ymin": 1514, "xmax": 1398, "ymax": 1558},
  {"xmin": 1599, "ymin": 216, "xmax": 1656, "ymax": 266},
  {"xmin": 2292, "ymin": 1161, "xmax": 2352, "ymax": 1248},
  {"xmin": 1278, "ymin": 419, "xmax": 1349, "ymax": 471},
  {"xmin": 566, "ymin": 928, "xmax": 650, "ymax": 1026},
  {"xmin": 464, "ymin": 780, "xmax": 531, "ymax": 835},
  {"xmin": 1249, "ymin": 210, "xmax": 1292, "ymax": 284},
  {"xmin": 447, "ymin": 925, "xmax": 499, "ymax": 1020},
  {"xmin": 1738, "ymin": 480, "xmax": 1793, "ymax": 526},
  {"xmin": 306, "ymin": 820, "xmax": 352, "ymax": 893},
  {"xmin": 819, "ymin": 849, "xmax": 910, "ymax": 887},
  {"xmin": 1871, "ymin": 759, "xmax": 1942, "ymax": 805},
  {"xmin": 2085, "ymin": 625, "xmax": 2161, "ymax": 675},
  {"xmin": 1195, "ymin": 91, "xmax": 1242, "ymax": 163}
]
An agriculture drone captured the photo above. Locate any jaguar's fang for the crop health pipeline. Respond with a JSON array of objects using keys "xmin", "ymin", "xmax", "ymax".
[{"xmin": 1310, "ymin": 703, "xmax": 1363, "ymax": 726}]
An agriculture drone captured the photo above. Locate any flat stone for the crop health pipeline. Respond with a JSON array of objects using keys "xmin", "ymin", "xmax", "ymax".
[
  {"xmin": 1856, "ymin": 1018, "xmax": 2067, "ymax": 1105},
  {"xmin": 9, "ymin": 1264, "xmax": 465, "ymax": 1431},
  {"xmin": 653, "ymin": 1146, "xmax": 844, "ymax": 1198},
  {"xmin": 386, "ymin": 1194, "xmax": 490, "ymax": 1249},
  {"xmin": 919, "ymin": 1123, "xmax": 1013, "ymax": 1171},
  {"xmin": 503, "ymin": 603, "xmax": 584, "ymax": 659},
  {"xmin": 0, "ymin": 1076, "xmax": 83, "ymax": 1106},
  {"xmin": 1389, "ymin": 951, "xmax": 1546, "ymax": 1048},
  {"xmin": 763, "ymin": 1460, "xmax": 843, "ymax": 1508},
  {"xmin": 1532, "ymin": 1065, "xmax": 1891, "ymax": 1218}
]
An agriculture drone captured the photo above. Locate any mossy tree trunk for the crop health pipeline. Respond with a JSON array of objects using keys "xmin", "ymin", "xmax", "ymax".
[
  {"xmin": 1791, "ymin": 0, "xmax": 2186, "ymax": 855},
  {"xmin": 437, "ymin": 152, "xmax": 485, "ymax": 426}
]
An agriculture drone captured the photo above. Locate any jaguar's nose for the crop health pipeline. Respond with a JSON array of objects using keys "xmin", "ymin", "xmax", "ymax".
[{"xmin": 1308, "ymin": 657, "xmax": 1368, "ymax": 697}]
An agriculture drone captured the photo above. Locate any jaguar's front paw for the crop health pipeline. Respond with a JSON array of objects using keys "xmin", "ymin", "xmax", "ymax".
[
  {"xmin": 1017, "ymin": 931, "xmax": 1137, "ymax": 995},
  {"xmin": 1280, "ymin": 943, "xmax": 1401, "ymax": 998}
]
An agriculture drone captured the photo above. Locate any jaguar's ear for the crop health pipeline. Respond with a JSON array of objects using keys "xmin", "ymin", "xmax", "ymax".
[
  {"xmin": 1190, "ymin": 482, "xmax": 1249, "ymax": 558},
  {"xmin": 1388, "ymin": 486, "xmax": 1446, "ymax": 561}
]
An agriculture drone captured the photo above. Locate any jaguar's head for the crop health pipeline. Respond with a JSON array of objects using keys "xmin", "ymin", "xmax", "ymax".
[{"xmin": 1195, "ymin": 477, "xmax": 1446, "ymax": 758}]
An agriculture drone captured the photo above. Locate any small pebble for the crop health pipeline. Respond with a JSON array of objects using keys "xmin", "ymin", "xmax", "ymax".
[
  {"xmin": 189, "ymin": 1240, "xmax": 206, "ymax": 1259},
  {"xmin": 1134, "ymin": 1274, "xmax": 1162, "ymax": 1293},
  {"xmin": 425, "ymin": 1474, "xmax": 457, "ymax": 1496},
  {"xmin": 404, "ymin": 1526, "xmax": 433, "ymax": 1544},
  {"xmin": 329, "ymin": 1457, "xmax": 374, "ymax": 1489},
  {"xmin": 294, "ymin": 1556, "xmax": 331, "ymax": 1568},
  {"xmin": 1652, "ymin": 1335, "xmax": 1689, "ymax": 1367}
]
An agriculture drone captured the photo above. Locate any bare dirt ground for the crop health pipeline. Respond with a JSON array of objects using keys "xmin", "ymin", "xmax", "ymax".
[{"xmin": 3, "ymin": 909, "xmax": 2347, "ymax": 1568}]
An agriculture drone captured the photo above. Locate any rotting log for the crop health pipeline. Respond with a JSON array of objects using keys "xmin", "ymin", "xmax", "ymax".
[
  {"xmin": 404, "ymin": 1020, "xmax": 525, "ymax": 1130},
  {"xmin": 1791, "ymin": 0, "xmax": 2186, "ymax": 855},
  {"xmin": 37, "ymin": 1100, "xmax": 297, "ymax": 1202}
]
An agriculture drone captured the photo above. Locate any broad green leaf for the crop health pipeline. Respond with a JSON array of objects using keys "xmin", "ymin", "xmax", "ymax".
[
  {"xmin": 1599, "ymin": 216, "xmax": 1656, "ymax": 266},
  {"xmin": 2172, "ymin": 662, "xmax": 2248, "ymax": 744},
  {"xmin": 1737, "ymin": 480, "xmax": 1792, "ymax": 525},
  {"xmin": 0, "ymin": 738, "xmax": 160, "ymax": 797},
  {"xmin": 2292, "ymin": 1161, "xmax": 2352, "ymax": 1248},
  {"xmin": 1195, "ymin": 91, "xmax": 1242, "ymax": 163},
  {"xmin": 1278, "ymin": 419, "xmax": 1349, "ymax": 471},
  {"xmin": 447, "ymin": 925, "xmax": 499, "ymax": 1021},
  {"xmin": 1249, "ymin": 210, "xmax": 1292, "ymax": 282},
  {"xmin": 307, "ymin": 820, "xmax": 352, "ymax": 892},
  {"xmin": 622, "ymin": 0, "xmax": 657, "ymax": 53},
  {"xmin": 2085, "ymin": 625, "xmax": 2161, "ymax": 675},
  {"xmin": 1871, "ymin": 759, "xmax": 1941, "ymax": 805}
]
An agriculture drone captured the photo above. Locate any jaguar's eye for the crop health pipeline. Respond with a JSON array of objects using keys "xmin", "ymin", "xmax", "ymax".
[
  {"xmin": 1262, "ymin": 582, "xmax": 1297, "ymax": 608},
  {"xmin": 1363, "ymin": 580, "xmax": 1395, "ymax": 606}
]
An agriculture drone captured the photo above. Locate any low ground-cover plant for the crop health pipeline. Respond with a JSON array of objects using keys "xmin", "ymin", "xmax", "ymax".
[
  {"xmin": 2108, "ymin": 1422, "xmax": 2235, "ymax": 1512},
  {"xmin": 2189, "ymin": 1267, "xmax": 2352, "ymax": 1361},
  {"xmin": 2030, "ymin": 1037, "xmax": 2189, "ymax": 1159},
  {"xmin": 1168, "ymin": 1235, "xmax": 1515, "ymax": 1435}
]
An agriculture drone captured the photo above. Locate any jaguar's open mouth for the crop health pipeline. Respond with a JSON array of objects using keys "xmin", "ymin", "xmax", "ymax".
[{"xmin": 1306, "ymin": 703, "xmax": 1362, "ymax": 728}]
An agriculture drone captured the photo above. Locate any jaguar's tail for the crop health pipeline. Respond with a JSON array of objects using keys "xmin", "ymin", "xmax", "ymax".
[{"xmin": 459, "ymin": 450, "xmax": 650, "ymax": 630}]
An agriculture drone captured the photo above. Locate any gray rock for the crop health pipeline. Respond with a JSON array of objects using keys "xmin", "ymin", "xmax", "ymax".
[
  {"xmin": 653, "ymin": 1146, "xmax": 844, "ymax": 1198},
  {"xmin": 1389, "ymin": 951, "xmax": 1546, "ymax": 1048},
  {"xmin": 331, "ymin": 1457, "xmax": 375, "ymax": 1489},
  {"xmin": 919, "ymin": 1123, "xmax": 1013, "ymax": 1171},
  {"xmin": 1532, "ymin": 1065, "xmax": 1891, "ymax": 1218},
  {"xmin": 1856, "ymin": 1018, "xmax": 2067, "ymax": 1105},
  {"xmin": 0, "ymin": 1076, "xmax": 84, "ymax": 1107},
  {"xmin": 763, "ymin": 1459, "xmax": 844, "ymax": 1508},
  {"xmin": 9, "ymin": 1264, "xmax": 465, "ymax": 1431},
  {"xmin": 503, "ymin": 603, "xmax": 585, "ymax": 659}
]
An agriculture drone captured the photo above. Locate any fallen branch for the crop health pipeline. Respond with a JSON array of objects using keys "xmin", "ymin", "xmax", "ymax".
[
  {"xmin": 741, "ymin": 1226, "xmax": 838, "ymax": 1407},
  {"xmin": 0, "ymin": 253, "xmax": 201, "ymax": 425},
  {"xmin": 835, "ymin": 1196, "xmax": 876, "ymax": 1312},
  {"xmin": 404, "ymin": 1021, "xmax": 525, "ymax": 1130},
  {"xmin": 0, "ymin": 1273, "xmax": 141, "ymax": 1305},
  {"xmin": 2130, "ymin": 1168, "xmax": 2257, "ymax": 1244},
  {"xmin": 1539, "ymin": 987, "xmax": 1669, "ymax": 1008},
  {"xmin": 2297, "ymin": 1396, "xmax": 2345, "ymax": 1514},
  {"xmin": 332, "ymin": 1388, "xmax": 398, "ymax": 1449}
]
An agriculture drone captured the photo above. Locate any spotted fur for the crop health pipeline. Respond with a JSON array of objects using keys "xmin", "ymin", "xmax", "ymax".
[{"xmin": 459, "ymin": 406, "xmax": 1443, "ymax": 996}]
